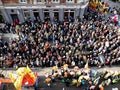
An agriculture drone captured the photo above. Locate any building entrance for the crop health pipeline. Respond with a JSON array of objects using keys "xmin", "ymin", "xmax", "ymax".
[
  {"xmin": 33, "ymin": 11, "xmax": 40, "ymax": 21},
  {"xmin": 44, "ymin": 10, "xmax": 50, "ymax": 21},
  {"xmin": 10, "ymin": 14, "xmax": 19, "ymax": 22},
  {"xmin": 54, "ymin": 10, "xmax": 59, "ymax": 21}
]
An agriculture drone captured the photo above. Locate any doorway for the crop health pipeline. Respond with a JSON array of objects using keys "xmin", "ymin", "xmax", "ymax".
[
  {"xmin": 44, "ymin": 10, "xmax": 50, "ymax": 21},
  {"xmin": 11, "ymin": 14, "xmax": 19, "ymax": 22},
  {"xmin": 33, "ymin": 11, "xmax": 40, "ymax": 21},
  {"xmin": 54, "ymin": 11, "xmax": 59, "ymax": 22}
]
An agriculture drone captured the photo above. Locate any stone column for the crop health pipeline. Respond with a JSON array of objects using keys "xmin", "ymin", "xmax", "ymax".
[
  {"xmin": 33, "ymin": 0, "xmax": 37, "ymax": 4},
  {"xmin": 29, "ymin": 9, "xmax": 35, "ymax": 21},
  {"xmin": 79, "ymin": 7, "xmax": 85, "ymax": 19},
  {"xmin": 39, "ymin": 9, "xmax": 44, "ymax": 22},
  {"xmin": 1, "ymin": 8, "xmax": 12, "ymax": 23},
  {"xmin": 59, "ymin": 8, "xmax": 64, "ymax": 22},
  {"xmin": 17, "ymin": 8, "xmax": 25, "ymax": 23},
  {"xmin": 74, "ymin": 8, "xmax": 80, "ymax": 21},
  {"xmin": 49, "ymin": 9, "xmax": 54, "ymax": 22},
  {"xmin": 75, "ymin": 8, "xmax": 80, "ymax": 18}
]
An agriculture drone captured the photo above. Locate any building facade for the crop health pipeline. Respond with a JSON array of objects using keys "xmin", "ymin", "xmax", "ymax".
[{"xmin": 0, "ymin": 0, "xmax": 89, "ymax": 23}]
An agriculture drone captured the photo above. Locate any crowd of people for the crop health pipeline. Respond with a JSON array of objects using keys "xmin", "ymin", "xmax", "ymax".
[{"xmin": 0, "ymin": 2, "xmax": 119, "ymax": 69}]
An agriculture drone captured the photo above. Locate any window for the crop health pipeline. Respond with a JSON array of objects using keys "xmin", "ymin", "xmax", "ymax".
[
  {"xmin": 66, "ymin": 0, "xmax": 74, "ymax": 3},
  {"xmin": 52, "ymin": 0, "xmax": 59, "ymax": 3},
  {"xmin": 37, "ymin": 0, "xmax": 41, "ymax": 2},
  {"xmin": 20, "ymin": 0, "xmax": 27, "ymax": 3}
]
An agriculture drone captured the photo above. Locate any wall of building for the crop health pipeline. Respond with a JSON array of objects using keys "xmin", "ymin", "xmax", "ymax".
[
  {"xmin": 1, "ymin": 0, "xmax": 19, "ymax": 4},
  {"xmin": 1, "ymin": 0, "xmax": 33, "ymax": 4},
  {"xmin": 1, "ymin": 0, "xmax": 87, "ymax": 4},
  {"xmin": 0, "ymin": 0, "xmax": 89, "ymax": 23},
  {"xmin": 1, "ymin": 8, "xmax": 87, "ymax": 23}
]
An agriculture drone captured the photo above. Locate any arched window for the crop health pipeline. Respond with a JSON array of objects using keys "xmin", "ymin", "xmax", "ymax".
[{"xmin": 20, "ymin": 0, "xmax": 27, "ymax": 3}]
